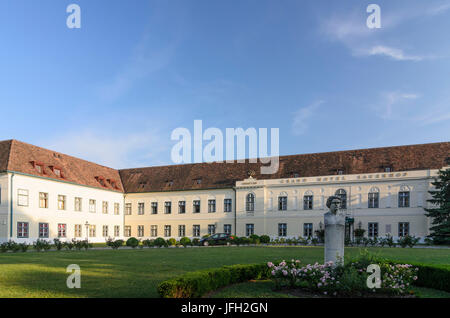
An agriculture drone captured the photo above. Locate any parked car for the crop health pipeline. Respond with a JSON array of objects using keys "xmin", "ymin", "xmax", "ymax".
[{"xmin": 200, "ymin": 233, "xmax": 232, "ymax": 246}]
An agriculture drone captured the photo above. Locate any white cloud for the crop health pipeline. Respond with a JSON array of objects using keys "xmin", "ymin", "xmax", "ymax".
[
  {"xmin": 292, "ymin": 100, "xmax": 324, "ymax": 136},
  {"xmin": 428, "ymin": 3, "xmax": 450, "ymax": 16},
  {"xmin": 375, "ymin": 91, "xmax": 419, "ymax": 120},
  {"xmin": 356, "ymin": 45, "xmax": 423, "ymax": 61}
]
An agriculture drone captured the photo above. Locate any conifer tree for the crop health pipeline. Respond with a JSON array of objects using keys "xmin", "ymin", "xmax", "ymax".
[{"xmin": 425, "ymin": 168, "xmax": 450, "ymax": 244}]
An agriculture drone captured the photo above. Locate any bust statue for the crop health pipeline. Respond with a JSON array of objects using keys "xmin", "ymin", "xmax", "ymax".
[{"xmin": 326, "ymin": 196, "xmax": 341, "ymax": 215}]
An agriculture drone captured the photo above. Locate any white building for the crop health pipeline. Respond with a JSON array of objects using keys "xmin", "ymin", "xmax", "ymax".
[{"xmin": 0, "ymin": 139, "xmax": 448, "ymax": 243}]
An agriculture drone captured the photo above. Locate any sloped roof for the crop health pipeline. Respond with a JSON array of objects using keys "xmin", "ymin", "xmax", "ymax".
[
  {"xmin": 119, "ymin": 142, "xmax": 450, "ymax": 193},
  {"xmin": 0, "ymin": 139, "xmax": 124, "ymax": 192}
]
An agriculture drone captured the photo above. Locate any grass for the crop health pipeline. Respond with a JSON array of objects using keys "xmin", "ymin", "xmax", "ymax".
[
  {"xmin": 209, "ymin": 280, "xmax": 450, "ymax": 298},
  {"xmin": 0, "ymin": 246, "xmax": 448, "ymax": 298}
]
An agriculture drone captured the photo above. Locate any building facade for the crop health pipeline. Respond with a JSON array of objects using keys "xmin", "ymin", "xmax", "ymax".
[{"xmin": 0, "ymin": 139, "xmax": 448, "ymax": 243}]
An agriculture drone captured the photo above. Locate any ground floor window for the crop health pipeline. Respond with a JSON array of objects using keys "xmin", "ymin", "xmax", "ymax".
[
  {"xmin": 246, "ymin": 224, "xmax": 254, "ymax": 236},
  {"xmin": 193, "ymin": 225, "xmax": 200, "ymax": 237},
  {"xmin": 137, "ymin": 225, "xmax": 144, "ymax": 237},
  {"xmin": 151, "ymin": 225, "xmax": 157, "ymax": 237},
  {"xmin": 398, "ymin": 222, "xmax": 409, "ymax": 237},
  {"xmin": 103, "ymin": 225, "xmax": 109, "ymax": 237},
  {"xmin": 17, "ymin": 222, "xmax": 29, "ymax": 238},
  {"xmin": 278, "ymin": 223, "xmax": 287, "ymax": 237},
  {"xmin": 303, "ymin": 223, "xmax": 313, "ymax": 238},
  {"xmin": 74, "ymin": 224, "xmax": 82, "ymax": 238},
  {"xmin": 224, "ymin": 224, "xmax": 232, "ymax": 235},
  {"xmin": 39, "ymin": 222, "xmax": 49, "ymax": 238},
  {"xmin": 208, "ymin": 224, "xmax": 216, "ymax": 235},
  {"xmin": 178, "ymin": 225, "xmax": 185, "ymax": 237},
  {"xmin": 114, "ymin": 225, "xmax": 120, "ymax": 237},
  {"xmin": 124, "ymin": 226, "xmax": 131, "ymax": 237},
  {"xmin": 164, "ymin": 225, "xmax": 171, "ymax": 237},
  {"xmin": 89, "ymin": 225, "xmax": 96, "ymax": 237},
  {"xmin": 58, "ymin": 223, "xmax": 67, "ymax": 238},
  {"xmin": 368, "ymin": 222, "xmax": 379, "ymax": 238}
]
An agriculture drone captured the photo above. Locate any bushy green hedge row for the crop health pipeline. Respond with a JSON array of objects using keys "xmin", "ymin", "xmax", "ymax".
[
  {"xmin": 157, "ymin": 263, "xmax": 271, "ymax": 298},
  {"xmin": 402, "ymin": 262, "xmax": 450, "ymax": 292}
]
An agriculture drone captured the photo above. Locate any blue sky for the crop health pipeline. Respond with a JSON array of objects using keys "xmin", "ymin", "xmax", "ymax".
[{"xmin": 0, "ymin": 0, "xmax": 449, "ymax": 168}]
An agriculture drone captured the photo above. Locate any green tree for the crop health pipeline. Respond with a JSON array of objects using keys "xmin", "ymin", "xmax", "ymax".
[{"xmin": 425, "ymin": 168, "xmax": 450, "ymax": 245}]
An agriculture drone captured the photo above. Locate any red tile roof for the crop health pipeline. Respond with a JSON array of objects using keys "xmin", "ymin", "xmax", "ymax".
[
  {"xmin": 0, "ymin": 139, "xmax": 124, "ymax": 192},
  {"xmin": 119, "ymin": 142, "xmax": 450, "ymax": 193},
  {"xmin": 0, "ymin": 139, "xmax": 448, "ymax": 193}
]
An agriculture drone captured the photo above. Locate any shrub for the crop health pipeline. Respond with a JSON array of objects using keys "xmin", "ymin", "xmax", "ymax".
[
  {"xmin": 354, "ymin": 228, "xmax": 366, "ymax": 238},
  {"xmin": 192, "ymin": 238, "xmax": 200, "ymax": 246},
  {"xmin": 154, "ymin": 237, "xmax": 167, "ymax": 247},
  {"xmin": 142, "ymin": 239, "xmax": 153, "ymax": 248},
  {"xmin": 64, "ymin": 240, "xmax": 74, "ymax": 250},
  {"xmin": 167, "ymin": 238, "xmax": 177, "ymax": 246},
  {"xmin": 33, "ymin": 239, "xmax": 51, "ymax": 252},
  {"xmin": 107, "ymin": 238, "xmax": 124, "ymax": 249},
  {"xmin": 53, "ymin": 238, "xmax": 63, "ymax": 251},
  {"xmin": 0, "ymin": 242, "xmax": 8, "ymax": 253},
  {"xmin": 126, "ymin": 237, "xmax": 140, "ymax": 248},
  {"xmin": 385, "ymin": 234, "xmax": 396, "ymax": 247},
  {"xmin": 260, "ymin": 235, "xmax": 270, "ymax": 244},
  {"xmin": 409, "ymin": 263, "xmax": 450, "ymax": 292},
  {"xmin": 314, "ymin": 229, "xmax": 325, "ymax": 243},
  {"xmin": 268, "ymin": 259, "xmax": 303, "ymax": 289},
  {"xmin": 239, "ymin": 237, "xmax": 251, "ymax": 245},
  {"xmin": 157, "ymin": 263, "xmax": 270, "ymax": 298},
  {"xmin": 310, "ymin": 237, "xmax": 319, "ymax": 246},
  {"xmin": 8, "ymin": 241, "xmax": 21, "ymax": 252},
  {"xmin": 398, "ymin": 235, "xmax": 420, "ymax": 248},
  {"xmin": 180, "ymin": 237, "xmax": 191, "ymax": 247},
  {"xmin": 249, "ymin": 234, "xmax": 260, "ymax": 244},
  {"xmin": 19, "ymin": 243, "xmax": 29, "ymax": 252}
]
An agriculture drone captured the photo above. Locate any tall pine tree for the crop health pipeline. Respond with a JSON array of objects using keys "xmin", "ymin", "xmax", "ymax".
[{"xmin": 425, "ymin": 168, "xmax": 450, "ymax": 244}]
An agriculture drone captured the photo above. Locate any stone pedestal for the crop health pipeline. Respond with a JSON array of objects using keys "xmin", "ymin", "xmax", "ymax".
[{"xmin": 324, "ymin": 212, "xmax": 345, "ymax": 265}]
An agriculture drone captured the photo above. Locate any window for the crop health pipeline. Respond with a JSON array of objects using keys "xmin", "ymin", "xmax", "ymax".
[
  {"xmin": 368, "ymin": 192, "xmax": 379, "ymax": 208},
  {"xmin": 54, "ymin": 168, "xmax": 61, "ymax": 177},
  {"xmin": 17, "ymin": 222, "xmax": 29, "ymax": 238},
  {"xmin": 368, "ymin": 223, "xmax": 378, "ymax": 238},
  {"xmin": 195, "ymin": 178, "xmax": 202, "ymax": 184},
  {"xmin": 74, "ymin": 197, "xmax": 82, "ymax": 211},
  {"xmin": 335, "ymin": 189, "xmax": 347, "ymax": 209},
  {"xmin": 178, "ymin": 201, "xmax": 186, "ymax": 213},
  {"xmin": 193, "ymin": 200, "xmax": 201, "ymax": 213},
  {"xmin": 164, "ymin": 225, "xmax": 171, "ymax": 237},
  {"xmin": 58, "ymin": 195, "xmax": 66, "ymax": 210},
  {"xmin": 208, "ymin": 199, "xmax": 216, "ymax": 213},
  {"xmin": 89, "ymin": 225, "xmax": 96, "ymax": 237},
  {"xmin": 151, "ymin": 202, "xmax": 158, "ymax": 214},
  {"xmin": 39, "ymin": 192, "xmax": 48, "ymax": 208},
  {"xmin": 278, "ymin": 223, "xmax": 287, "ymax": 237},
  {"xmin": 103, "ymin": 225, "xmax": 109, "ymax": 237},
  {"xmin": 35, "ymin": 164, "xmax": 43, "ymax": 173},
  {"xmin": 303, "ymin": 223, "xmax": 313, "ymax": 238},
  {"xmin": 114, "ymin": 225, "xmax": 120, "ymax": 237},
  {"xmin": 138, "ymin": 202, "xmax": 145, "ymax": 215},
  {"xmin": 125, "ymin": 203, "xmax": 132, "ymax": 215},
  {"xmin": 39, "ymin": 223, "xmax": 49, "ymax": 238},
  {"xmin": 58, "ymin": 223, "xmax": 67, "ymax": 238},
  {"xmin": 278, "ymin": 196, "xmax": 287, "ymax": 211},
  {"xmin": 137, "ymin": 225, "xmax": 144, "ymax": 237},
  {"xmin": 224, "ymin": 199, "xmax": 232, "ymax": 212},
  {"xmin": 151, "ymin": 225, "xmax": 158, "ymax": 237},
  {"xmin": 17, "ymin": 189, "xmax": 29, "ymax": 206},
  {"xmin": 102, "ymin": 201, "xmax": 108, "ymax": 214},
  {"xmin": 89, "ymin": 199, "xmax": 96, "ymax": 213},
  {"xmin": 337, "ymin": 169, "xmax": 344, "ymax": 175},
  {"xmin": 165, "ymin": 201, "xmax": 172, "ymax": 214},
  {"xmin": 398, "ymin": 191, "xmax": 410, "ymax": 208},
  {"xmin": 193, "ymin": 225, "xmax": 200, "ymax": 237},
  {"xmin": 124, "ymin": 226, "xmax": 131, "ymax": 237},
  {"xmin": 114, "ymin": 203, "xmax": 120, "ymax": 215},
  {"xmin": 384, "ymin": 166, "xmax": 393, "ymax": 172},
  {"xmin": 74, "ymin": 224, "xmax": 82, "ymax": 237},
  {"xmin": 208, "ymin": 224, "xmax": 216, "ymax": 235},
  {"xmin": 246, "ymin": 193, "xmax": 255, "ymax": 212},
  {"xmin": 178, "ymin": 225, "xmax": 185, "ymax": 237},
  {"xmin": 398, "ymin": 222, "xmax": 409, "ymax": 237},
  {"xmin": 303, "ymin": 195, "xmax": 313, "ymax": 210},
  {"xmin": 224, "ymin": 224, "xmax": 232, "ymax": 235},
  {"xmin": 246, "ymin": 224, "xmax": 254, "ymax": 236}
]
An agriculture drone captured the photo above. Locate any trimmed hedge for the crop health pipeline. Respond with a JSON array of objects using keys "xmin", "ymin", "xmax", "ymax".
[
  {"xmin": 409, "ymin": 263, "xmax": 450, "ymax": 292},
  {"xmin": 157, "ymin": 263, "xmax": 270, "ymax": 298}
]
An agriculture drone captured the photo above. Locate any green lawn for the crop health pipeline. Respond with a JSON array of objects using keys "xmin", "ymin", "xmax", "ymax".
[{"xmin": 0, "ymin": 246, "xmax": 448, "ymax": 298}]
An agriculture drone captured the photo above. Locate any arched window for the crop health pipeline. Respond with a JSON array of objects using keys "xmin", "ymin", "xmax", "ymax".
[
  {"xmin": 303, "ymin": 190, "xmax": 313, "ymax": 210},
  {"xmin": 335, "ymin": 189, "xmax": 347, "ymax": 209},
  {"xmin": 368, "ymin": 187, "xmax": 379, "ymax": 209},
  {"xmin": 246, "ymin": 193, "xmax": 255, "ymax": 212}
]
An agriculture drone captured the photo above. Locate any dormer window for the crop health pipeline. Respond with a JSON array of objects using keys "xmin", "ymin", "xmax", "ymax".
[
  {"xmin": 36, "ymin": 165, "xmax": 42, "ymax": 173},
  {"xmin": 49, "ymin": 166, "xmax": 63, "ymax": 178},
  {"xmin": 95, "ymin": 176, "xmax": 106, "ymax": 187},
  {"xmin": 107, "ymin": 178, "xmax": 119, "ymax": 189},
  {"xmin": 139, "ymin": 181, "xmax": 147, "ymax": 188},
  {"xmin": 54, "ymin": 168, "xmax": 61, "ymax": 177},
  {"xmin": 384, "ymin": 166, "xmax": 393, "ymax": 172},
  {"xmin": 195, "ymin": 178, "xmax": 202, "ymax": 185},
  {"xmin": 291, "ymin": 172, "xmax": 300, "ymax": 178},
  {"xmin": 30, "ymin": 161, "xmax": 45, "ymax": 174},
  {"xmin": 167, "ymin": 180, "xmax": 174, "ymax": 187},
  {"xmin": 336, "ymin": 169, "xmax": 344, "ymax": 175}
]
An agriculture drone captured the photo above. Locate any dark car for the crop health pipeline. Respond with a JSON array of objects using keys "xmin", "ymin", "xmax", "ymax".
[{"xmin": 200, "ymin": 233, "xmax": 232, "ymax": 246}]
